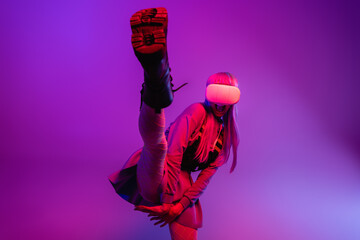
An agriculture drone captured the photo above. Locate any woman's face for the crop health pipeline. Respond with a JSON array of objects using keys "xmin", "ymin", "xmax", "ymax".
[{"xmin": 210, "ymin": 103, "xmax": 231, "ymax": 118}]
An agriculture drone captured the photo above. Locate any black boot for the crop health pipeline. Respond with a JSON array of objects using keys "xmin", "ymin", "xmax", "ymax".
[{"xmin": 130, "ymin": 7, "xmax": 173, "ymax": 111}]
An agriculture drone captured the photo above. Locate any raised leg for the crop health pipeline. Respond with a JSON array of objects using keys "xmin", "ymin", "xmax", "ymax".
[
  {"xmin": 137, "ymin": 103, "xmax": 167, "ymax": 202},
  {"xmin": 131, "ymin": 7, "xmax": 171, "ymax": 202}
]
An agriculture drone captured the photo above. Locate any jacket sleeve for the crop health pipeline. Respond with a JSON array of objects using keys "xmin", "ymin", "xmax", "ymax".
[
  {"xmin": 179, "ymin": 153, "xmax": 225, "ymax": 209},
  {"xmin": 161, "ymin": 103, "xmax": 207, "ymax": 204}
]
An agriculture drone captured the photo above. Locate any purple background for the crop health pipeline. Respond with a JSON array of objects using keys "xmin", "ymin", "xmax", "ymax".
[{"xmin": 1, "ymin": 0, "xmax": 360, "ymax": 239}]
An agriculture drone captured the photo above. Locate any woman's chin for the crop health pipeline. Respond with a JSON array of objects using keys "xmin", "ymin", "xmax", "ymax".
[{"xmin": 212, "ymin": 110, "xmax": 225, "ymax": 118}]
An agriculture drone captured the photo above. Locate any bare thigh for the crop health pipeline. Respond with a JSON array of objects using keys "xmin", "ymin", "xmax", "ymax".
[
  {"xmin": 136, "ymin": 103, "xmax": 168, "ymax": 202},
  {"xmin": 169, "ymin": 221, "xmax": 198, "ymax": 240}
]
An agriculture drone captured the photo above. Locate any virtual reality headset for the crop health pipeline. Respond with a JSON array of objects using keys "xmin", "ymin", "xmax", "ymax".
[{"xmin": 205, "ymin": 84, "xmax": 240, "ymax": 105}]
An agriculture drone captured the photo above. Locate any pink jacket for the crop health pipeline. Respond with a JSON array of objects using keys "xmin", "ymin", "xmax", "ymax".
[{"xmin": 109, "ymin": 103, "xmax": 224, "ymax": 228}]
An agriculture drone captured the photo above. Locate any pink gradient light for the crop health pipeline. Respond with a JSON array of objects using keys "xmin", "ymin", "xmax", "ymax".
[{"xmin": 1, "ymin": 0, "xmax": 359, "ymax": 239}]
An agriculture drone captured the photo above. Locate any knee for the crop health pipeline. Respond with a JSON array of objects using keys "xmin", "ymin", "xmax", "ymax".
[{"xmin": 142, "ymin": 133, "xmax": 167, "ymax": 149}]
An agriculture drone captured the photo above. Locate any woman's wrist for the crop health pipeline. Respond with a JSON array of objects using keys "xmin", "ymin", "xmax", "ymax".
[
  {"xmin": 174, "ymin": 202, "xmax": 184, "ymax": 214},
  {"xmin": 162, "ymin": 203, "xmax": 173, "ymax": 211}
]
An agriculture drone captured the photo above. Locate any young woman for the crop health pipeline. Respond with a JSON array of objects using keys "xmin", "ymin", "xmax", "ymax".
[{"xmin": 109, "ymin": 7, "xmax": 240, "ymax": 240}]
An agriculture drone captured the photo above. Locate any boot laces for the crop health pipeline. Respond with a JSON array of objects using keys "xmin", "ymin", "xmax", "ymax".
[
  {"xmin": 139, "ymin": 68, "xmax": 188, "ymax": 110},
  {"xmin": 169, "ymin": 68, "xmax": 188, "ymax": 92}
]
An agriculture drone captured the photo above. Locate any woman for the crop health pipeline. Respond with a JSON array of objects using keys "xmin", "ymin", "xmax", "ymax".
[{"xmin": 109, "ymin": 7, "xmax": 240, "ymax": 239}]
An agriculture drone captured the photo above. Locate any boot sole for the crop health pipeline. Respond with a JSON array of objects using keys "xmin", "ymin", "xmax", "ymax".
[{"xmin": 130, "ymin": 7, "xmax": 167, "ymax": 54}]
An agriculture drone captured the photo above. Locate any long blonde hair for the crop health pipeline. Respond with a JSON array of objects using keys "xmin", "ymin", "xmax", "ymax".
[{"xmin": 194, "ymin": 72, "xmax": 240, "ymax": 172}]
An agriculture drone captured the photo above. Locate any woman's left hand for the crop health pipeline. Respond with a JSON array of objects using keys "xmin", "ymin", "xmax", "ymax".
[
  {"xmin": 150, "ymin": 203, "xmax": 184, "ymax": 227},
  {"xmin": 135, "ymin": 203, "xmax": 184, "ymax": 227},
  {"xmin": 134, "ymin": 203, "xmax": 172, "ymax": 217}
]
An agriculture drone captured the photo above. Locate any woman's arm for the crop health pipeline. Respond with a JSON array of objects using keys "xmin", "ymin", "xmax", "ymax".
[
  {"xmin": 134, "ymin": 103, "xmax": 206, "ymax": 226},
  {"xmin": 135, "ymin": 153, "xmax": 225, "ymax": 226},
  {"xmin": 161, "ymin": 103, "xmax": 206, "ymax": 204},
  {"xmin": 179, "ymin": 153, "xmax": 225, "ymax": 209}
]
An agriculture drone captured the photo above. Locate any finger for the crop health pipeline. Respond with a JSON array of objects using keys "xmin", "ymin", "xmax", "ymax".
[
  {"xmin": 135, "ymin": 209, "xmax": 152, "ymax": 213},
  {"xmin": 148, "ymin": 212, "xmax": 162, "ymax": 217},
  {"xmin": 134, "ymin": 207, "xmax": 153, "ymax": 213},
  {"xmin": 134, "ymin": 205, "xmax": 150, "ymax": 211},
  {"xmin": 163, "ymin": 217, "xmax": 176, "ymax": 225},
  {"xmin": 160, "ymin": 222, "xmax": 168, "ymax": 227},
  {"xmin": 134, "ymin": 205, "xmax": 146, "ymax": 210},
  {"xmin": 148, "ymin": 211, "xmax": 168, "ymax": 217},
  {"xmin": 150, "ymin": 216, "xmax": 162, "ymax": 221},
  {"xmin": 154, "ymin": 220, "xmax": 165, "ymax": 226},
  {"xmin": 134, "ymin": 206, "xmax": 146, "ymax": 211}
]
